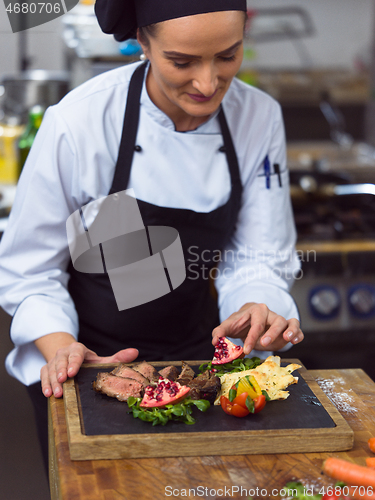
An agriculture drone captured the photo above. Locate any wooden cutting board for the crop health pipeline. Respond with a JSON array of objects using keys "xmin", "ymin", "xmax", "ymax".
[{"xmin": 63, "ymin": 359, "xmax": 353, "ymax": 461}]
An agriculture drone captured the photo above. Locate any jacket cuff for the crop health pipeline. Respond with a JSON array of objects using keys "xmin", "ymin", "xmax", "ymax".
[{"xmin": 10, "ymin": 294, "xmax": 78, "ymax": 345}]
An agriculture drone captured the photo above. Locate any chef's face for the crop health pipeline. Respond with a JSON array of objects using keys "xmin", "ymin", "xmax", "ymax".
[{"xmin": 138, "ymin": 11, "xmax": 244, "ymax": 129}]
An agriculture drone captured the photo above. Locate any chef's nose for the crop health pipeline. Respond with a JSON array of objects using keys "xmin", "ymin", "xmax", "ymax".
[{"xmin": 192, "ymin": 64, "xmax": 218, "ymax": 97}]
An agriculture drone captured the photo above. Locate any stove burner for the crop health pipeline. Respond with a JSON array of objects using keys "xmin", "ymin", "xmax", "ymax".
[{"xmin": 292, "ymin": 196, "xmax": 375, "ymax": 241}]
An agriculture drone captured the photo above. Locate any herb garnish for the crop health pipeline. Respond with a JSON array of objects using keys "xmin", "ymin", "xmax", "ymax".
[
  {"xmin": 127, "ymin": 397, "xmax": 211, "ymax": 426},
  {"xmin": 199, "ymin": 357, "xmax": 262, "ymax": 377}
]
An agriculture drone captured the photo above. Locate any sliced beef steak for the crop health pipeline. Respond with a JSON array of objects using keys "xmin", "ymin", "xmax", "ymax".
[
  {"xmin": 111, "ymin": 364, "xmax": 149, "ymax": 387},
  {"xmin": 188, "ymin": 371, "xmax": 221, "ymax": 404},
  {"xmin": 158, "ymin": 365, "xmax": 179, "ymax": 381},
  {"xmin": 176, "ymin": 361, "xmax": 195, "ymax": 386},
  {"xmin": 93, "ymin": 373, "xmax": 143, "ymax": 401},
  {"xmin": 132, "ymin": 361, "xmax": 160, "ymax": 383}
]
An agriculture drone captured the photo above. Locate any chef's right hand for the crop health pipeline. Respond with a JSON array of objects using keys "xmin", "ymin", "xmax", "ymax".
[{"xmin": 36, "ymin": 333, "xmax": 139, "ymax": 398}]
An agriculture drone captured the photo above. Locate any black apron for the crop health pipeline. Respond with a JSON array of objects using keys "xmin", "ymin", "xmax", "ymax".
[{"xmin": 68, "ymin": 62, "xmax": 243, "ymax": 361}]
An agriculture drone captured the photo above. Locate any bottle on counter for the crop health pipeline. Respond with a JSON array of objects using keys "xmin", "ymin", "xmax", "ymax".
[
  {"xmin": 18, "ymin": 105, "xmax": 45, "ymax": 175},
  {"xmin": 0, "ymin": 115, "xmax": 25, "ymax": 185}
]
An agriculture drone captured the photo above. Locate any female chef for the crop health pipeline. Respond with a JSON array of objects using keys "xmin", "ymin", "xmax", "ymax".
[{"xmin": 0, "ymin": 0, "xmax": 303, "ymax": 464}]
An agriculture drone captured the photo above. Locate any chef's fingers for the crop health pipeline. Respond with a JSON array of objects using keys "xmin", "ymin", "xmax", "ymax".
[
  {"xmin": 212, "ymin": 303, "xmax": 272, "ymax": 352},
  {"xmin": 212, "ymin": 304, "xmax": 302, "ymax": 355},
  {"xmin": 40, "ymin": 364, "xmax": 53, "ymax": 398},
  {"xmin": 211, "ymin": 307, "xmax": 253, "ymax": 345},
  {"xmin": 88, "ymin": 348, "xmax": 139, "ymax": 365},
  {"xmin": 212, "ymin": 324, "xmax": 227, "ymax": 345},
  {"xmin": 53, "ymin": 342, "xmax": 87, "ymax": 382},
  {"xmin": 253, "ymin": 318, "xmax": 303, "ymax": 352},
  {"xmin": 49, "ymin": 366, "xmax": 64, "ymax": 398},
  {"xmin": 242, "ymin": 303, "xmax": 272, "ymax": 354},
  {"xmin": 282, "ymin": 318, "xmax": 303, "ymax": 345},
  {"xmin": 66, "ymin": 343, "xmax": 91, "ymax": 378},
  {"xmin": 39, "ymin": 343, "xmax": 97, "ymax": 398},
  {"xmin": 41, "ymin": 357, "xmax": 64, "ymax": 398},
  {"xmin": 256, "ymin": 313, "xmax": 289, "ymax": 349},
  {"xmin": 40, "ymin": 350, "xmax": 68, "ymax": 398}
]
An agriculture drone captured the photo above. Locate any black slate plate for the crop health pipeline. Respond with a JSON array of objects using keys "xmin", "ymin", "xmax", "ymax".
[{"xmin": 76, "ymin": 365, "xmax": 335, "ymax": 436}]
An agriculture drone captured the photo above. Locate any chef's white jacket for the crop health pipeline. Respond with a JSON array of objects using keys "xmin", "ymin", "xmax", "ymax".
[{"xmin": 0, "ymin": 61, "xmax": 300, "ymax": 386}]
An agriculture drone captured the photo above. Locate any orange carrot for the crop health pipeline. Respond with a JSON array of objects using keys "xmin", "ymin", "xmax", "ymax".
[
  {"xmin": 348, "ymin": 485, "xmax": 375, "ymax": 500},
  {"xmin": 323, "ymin": 457, "xmax": 375, "ymax": 488},
  {"xmin": 369, "ymin": 438, "xmax": 375, "ymax": 454},
  {"xmin": 367, "ymin": 458, "xmax": 375, "ymax": 469}
]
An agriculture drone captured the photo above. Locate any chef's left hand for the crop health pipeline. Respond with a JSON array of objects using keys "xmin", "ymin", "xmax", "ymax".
[{"xmin": 212, "ymin": 302, "xmax": 303, "ymax": 355}]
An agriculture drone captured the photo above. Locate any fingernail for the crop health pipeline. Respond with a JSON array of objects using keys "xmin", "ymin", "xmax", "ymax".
[
  {"xmin": 58, "ymin": 372, "xmax": 63, "ymax": 381},
  {"xmin": 287, "ymin": 331, "xmax": 294, "ymax": 340},
  {"xmin": 293, "ymin": 337, "xmax": 299, "ymax": 344},
  {"xmin": 44, "ymin": 389, "xmax": 50, "ymax": 397},
  {"xmin": 68, "ymin": 367, "xmax": 74, "ymax": 376},
  {"xmin": 262, "ymin": 336, "xmax": 271, "ymax": 347},
  {"xmin": 54, "ymin": 388, "xmax": 60, "ymax": 397}
]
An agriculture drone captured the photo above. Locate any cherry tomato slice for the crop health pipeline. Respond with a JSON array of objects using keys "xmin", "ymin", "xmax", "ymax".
[
  {"xmin": 231, "ymin": 404, "xmax": 250, "ymax": 418},
  {"xmin": 220, "ymin": 396, "xmax": 232, "ymax": 415},
  {"xmin": 253, "ymin": 394, "xmax": 266, "ymax": 414},
  {"xmin": 233, "ymin": 392, "xmax": 250, "ymax": 410}
]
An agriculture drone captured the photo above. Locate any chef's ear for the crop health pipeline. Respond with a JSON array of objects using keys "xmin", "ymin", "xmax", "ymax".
[{"xmin": 137, "ymin": 28, "xmax": 151, "ymax": 60}]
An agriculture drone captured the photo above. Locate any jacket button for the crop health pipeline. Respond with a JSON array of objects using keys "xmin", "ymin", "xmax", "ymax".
[
  {"xmin": 134, "ymin": 145, "xmax": 142, "ymax": 152},
  {"xmin": 219, "ymin": 145, "xmax": 226, "ymax": 152}
]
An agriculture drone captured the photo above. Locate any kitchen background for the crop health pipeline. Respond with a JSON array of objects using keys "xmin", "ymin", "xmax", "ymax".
[{"xmin": 1, "ymin": 1, "xmax": 375, "ymax": 499}]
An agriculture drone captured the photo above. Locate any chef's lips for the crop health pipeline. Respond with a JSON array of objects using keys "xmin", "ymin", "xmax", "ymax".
[{"xmin": 95, "ymin": 0, "xmax": 247, "ymax": 42}]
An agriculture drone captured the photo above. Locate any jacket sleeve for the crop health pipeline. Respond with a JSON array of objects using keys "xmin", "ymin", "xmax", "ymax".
[
  {"xmin": 0, "ymin": 106, "xmax": 80, "ymax": 385},
  {"xmin": 215, "ymin": 100, "xmax": 300, "ymax": 341}
]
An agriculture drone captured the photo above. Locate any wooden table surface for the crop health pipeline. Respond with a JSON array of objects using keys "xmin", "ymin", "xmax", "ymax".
[{"xmin": 49, "ymin": 368, "xmax": 375, "ymax": 500}]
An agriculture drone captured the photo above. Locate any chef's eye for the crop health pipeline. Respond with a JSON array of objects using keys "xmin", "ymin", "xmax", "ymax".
[
  {"xmin": 172, "ymin": 60, "xmax": 191, "ymax": 69},
  {"xmin": 219, "ymin": 55, "xmax": 236, "ymax": 63}
]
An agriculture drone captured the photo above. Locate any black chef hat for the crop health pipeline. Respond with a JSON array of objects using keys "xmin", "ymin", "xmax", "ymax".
[{"xmin": 95, "ymin": 0, "xmax": 247, "ymax": 42}]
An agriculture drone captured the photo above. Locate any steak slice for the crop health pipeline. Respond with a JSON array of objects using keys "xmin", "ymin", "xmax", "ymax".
[
  {"xmin": 188, "ymin": 371, "xmax": 221, "ymax": 404},
  {"xmin": 132, "ymin": 361, "xmax": 160, "ymax": 383},
  {"xmin": 192, "ymin": 369, "xmax": 211, "ymax": 383},
  {"xmin": 176, "ymin": 361, "xmax": 195, "ymax": 386},
  {"xmin": 158, "ymin": 365, "xmax": 179, "ymax": 381},
  {"xmin": 93, "ymin": 373, "xmax": 143, "ymax": 401},
  {"xmin": 111, "ymin": 364, "xmax": 149, "ymax": 387}
]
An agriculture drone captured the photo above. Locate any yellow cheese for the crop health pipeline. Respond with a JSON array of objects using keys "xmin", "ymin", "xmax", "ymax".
[{"xmin": 214, "ymin": 355, "xmax": 301, "ymax": 405}]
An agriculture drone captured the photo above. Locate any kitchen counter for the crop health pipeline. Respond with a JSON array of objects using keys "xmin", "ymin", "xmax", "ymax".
[{"xmin": 49, "ymin": 368, "xmax": 375, "ymax": 500}]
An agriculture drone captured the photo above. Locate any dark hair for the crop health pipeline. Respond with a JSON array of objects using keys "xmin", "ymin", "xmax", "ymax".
[
  {"xmin": 138, "ymin": 24, "xmax": 159, "ymax": 47},
  {"xmin": 138, "ymin": 10, "xmax": 248, "ymax": 47}
]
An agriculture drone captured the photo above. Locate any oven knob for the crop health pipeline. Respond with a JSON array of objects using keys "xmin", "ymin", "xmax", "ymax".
[
  {"xmin": 348, "ymin": 285, "xmax": 375, "ymax": 318},
  {"xmin": 309, "ymin": 285, "xmax": 341, "ymax": 320}
]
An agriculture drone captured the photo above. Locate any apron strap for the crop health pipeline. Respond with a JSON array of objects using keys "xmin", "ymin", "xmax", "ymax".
[
  {"xmin": 109, "ymin": 61, "xmax": 148, "ymax": 195},
  {"xmin": 217, "ymin": 106, "xmax": 242, "ymax": 190}
]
